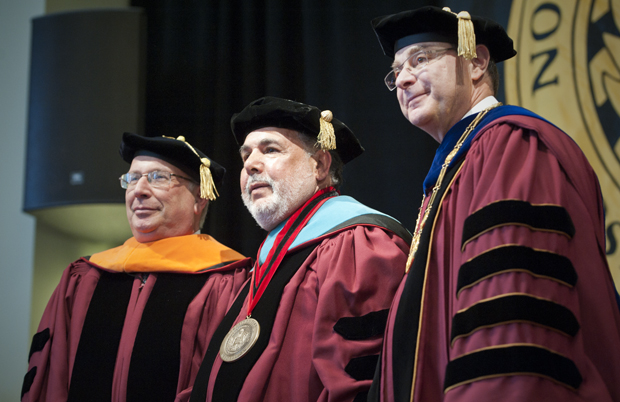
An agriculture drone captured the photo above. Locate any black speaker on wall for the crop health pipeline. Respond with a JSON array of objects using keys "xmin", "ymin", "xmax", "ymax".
[{"xmin": 24, "ymin": 7, "xmax": 146, "ymax": 212}]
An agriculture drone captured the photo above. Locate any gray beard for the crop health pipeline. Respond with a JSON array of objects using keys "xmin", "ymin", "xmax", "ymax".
[{"xmin": 241, "ymin": 167, "xmax": 316, "ymax": 231}]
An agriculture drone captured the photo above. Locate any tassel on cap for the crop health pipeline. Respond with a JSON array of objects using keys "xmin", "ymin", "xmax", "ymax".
[
  {"xmin": 317, "ymin": 110, "xmax": 337, "ymax": 151},
  {"xmin": 166, "ymin": 135, "xmax": 218, "ymax": 201},
  {"xmin": 199, "ymin": 157, "xmax": 218, "ymax": 201},
  {"xmin": 443, "ymin": 7, "xmax": 477, "ymax": 60}
]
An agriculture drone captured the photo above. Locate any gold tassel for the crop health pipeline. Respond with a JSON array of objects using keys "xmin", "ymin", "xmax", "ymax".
[
  {"xmin": 165, "ymin": 135, "xmax": 218, "ymax": 201},
  {"xmin": 317, "ymin": 110, "xmax": 337, "ymax": 151},
  {"xmin": 199, "ymin": 158, "xmax": 218, "ymax": 201},
  {"xmin": 442, "ymin": 7, "xmax": 477, "ymax": 60},
  {"xmin": 457, "ymin": 11, "xmax": 476, "ymax": 59}
]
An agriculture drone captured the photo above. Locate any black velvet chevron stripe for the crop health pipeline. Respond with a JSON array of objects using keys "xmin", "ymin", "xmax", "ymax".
[
  {"xmin": 457, "ymin": 245, "xmax": 577, "ymax": 293},
  {"xmin": 461, "ymin": 200, "xmax": 575, "ymax": 248},
  {"xmin": 450, "ymin": 294, "xmax": 580, "ymax": 343},
  {"xmin": 444, "ymin": 345, "xmax": 582, "ymax": 391},
  {"xmin": 334, "ymin": 309, "xmax": 390, "ymax": 340},
  {"xmin": 345, "ymin": 355, "xmax": 380, "ymax": 381},
  {"xmin": 28, "ymin": 328, "xmax": 50, "ymax": 362},
  {"xmin": 21, "ymin": 367, "xmax": 36, "ymax": 398}
]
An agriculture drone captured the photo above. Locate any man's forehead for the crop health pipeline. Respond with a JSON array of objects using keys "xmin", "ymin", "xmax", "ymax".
[
  {"xmin": 129, "ymin": 155, "xmax": 181, "ymax": 173},
  {"xmin": 392, "ymin": 41, "xmax": 451, "ymax": 65},
  {"xmin": 241, "ymin": 127, "xmax": 300, "ymax": 148}
]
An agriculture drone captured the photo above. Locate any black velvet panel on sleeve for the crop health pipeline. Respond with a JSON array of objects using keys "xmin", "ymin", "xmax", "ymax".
[
  {"xmin": 450, "ymin": 294, "xmax": 580, "ymax": 344},
  {"xmin": 28, "ymin": 328, "xmax": 50, "ymax": 362},
  {"xmin": 21, "ymin": 367, "xmax": 37, "ymax": 399},
  {"xmin": 345, "ymin": 355, "xmax": 381, "ymax": 381},
  {"xmin": 444, "ymin": 345, "xmax": 582, "ymax": 392},
  {"xmin": 334, "ymin": 309, "xmax": 390, "ymax": 341},
  {"xmin": 461, "ymin": 200, "xmax": 575, "ymax": 249},
  {"xmin": 457, "ymin": 245, "xmax": 577, "ymax": 295}
]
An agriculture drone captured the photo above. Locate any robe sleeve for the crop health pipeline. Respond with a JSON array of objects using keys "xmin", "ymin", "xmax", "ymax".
[
  {"xmin": 21, "ymin": 259, "xmax": 99, "ymax": 402},
  {"xmin": 444, "ymin": 119, "xmax": 620, "ymax": 401},
  {"xmin": 311, "ymin": 225, "xmax": 409, "ymax": 402},
  {"xmin": 176, "ymin": 263, "xmax": 250, "ymax": 396}
]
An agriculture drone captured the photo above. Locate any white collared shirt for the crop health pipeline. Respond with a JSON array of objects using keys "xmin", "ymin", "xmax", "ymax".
[{"xmin": 462, "ymin": 96, "xmax": 499, "ymax": 120}]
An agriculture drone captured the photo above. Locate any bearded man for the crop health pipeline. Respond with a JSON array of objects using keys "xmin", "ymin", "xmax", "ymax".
[{"xmin": 187, "ymin": 96, "xmax": 411, "ymax": 402}]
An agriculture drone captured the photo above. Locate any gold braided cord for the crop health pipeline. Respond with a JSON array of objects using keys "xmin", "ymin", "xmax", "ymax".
[
  {"xmin": 162, "ymin": 135, "xmax": 218, "ymax": 201},
  {"xmin": 405, "ymin": 102, "xmax": 501, "ymax": 273},
  {"xmin": 317, "ymin": 110, "xmax": 337, "ymax": 151},
  {"xmin": 442, "ymin": 7, "xmax": 477, "ymax": 60}
]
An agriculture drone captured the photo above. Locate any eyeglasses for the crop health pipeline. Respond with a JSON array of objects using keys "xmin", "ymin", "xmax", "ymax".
[
  {"xmin": 384, "ymin": 47, "xmax": 454, "ymax": 91},
  {"xmin": 119, "ymin": 170, "xmax": 195, "ymax": 190}
]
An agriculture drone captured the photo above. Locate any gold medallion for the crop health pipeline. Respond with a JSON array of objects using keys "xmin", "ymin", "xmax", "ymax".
[{"xmin": 219, "ymin": 317, "xmax": 260, "ymax": 362}]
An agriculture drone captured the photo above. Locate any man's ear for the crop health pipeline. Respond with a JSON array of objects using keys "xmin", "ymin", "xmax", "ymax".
[
  {"xmin": 194, "ymin": 196, "xmax": 209, "ymax": 216},
  {"xmin": 471, "ymin": 44, "xmax": 491, "ymax": 81},
  {"xmin": 313, "ymin": 150, "xmax": 332, "ymax": 182}
]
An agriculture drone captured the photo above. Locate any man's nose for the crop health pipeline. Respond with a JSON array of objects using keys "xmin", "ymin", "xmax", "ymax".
[
  {"xmin": 243, "ymin": 150, "xmax": 263, "ymax": 173},
  {"xmin": 132, "ymin": 174, "xmax": 152, "ymax": 196},
  {"xmin": 395, "ymin": 68, "xmax": 417, "ymax": 89}
]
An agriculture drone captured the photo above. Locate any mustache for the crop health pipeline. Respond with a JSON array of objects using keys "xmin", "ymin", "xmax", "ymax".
[{"xmin": 244, "ymin": 174, "xmax": 274, "ymax": 195}]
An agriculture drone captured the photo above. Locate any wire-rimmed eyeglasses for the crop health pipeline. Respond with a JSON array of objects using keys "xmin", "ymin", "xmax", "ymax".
[
  {"xmin": 384, "ymin": 47, "xmax": 454, "ymax": 91},
  {"xmin": 119, "ymin": 170, "xmax": 195, "ymax": 190}
]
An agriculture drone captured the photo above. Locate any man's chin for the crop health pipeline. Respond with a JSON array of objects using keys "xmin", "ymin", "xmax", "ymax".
[
  {"xmin": 132, "ymin": 227, "xmax": 161, "ymax": 243},
  {"xmin": 247, "ymin": 195, "xmax": 273, "ymax": 211},
  {"xmin": 246, "ymin": 202, "xmax": 284, "ymax": 231},
  {"xmin": 405, "ymin": 108, "xmax": 424, "ymax": 125}
]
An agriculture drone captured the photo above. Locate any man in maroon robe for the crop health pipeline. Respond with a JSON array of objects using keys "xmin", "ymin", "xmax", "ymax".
[
  {"xmin": 185, "ymin": 97, "xmax": 410, "ymax": 402},
  {"xmin": 368, "ymin": 6, "xmax": 620, "ymax": 402},
  {"xmin": 22, "ymin": 133, "xmax": 251, "ymax": 402}
]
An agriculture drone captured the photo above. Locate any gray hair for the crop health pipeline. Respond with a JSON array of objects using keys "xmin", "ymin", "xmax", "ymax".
[
  {"xmin": 296, "ymin": 132, "xmax": 344, "ymax": 190},
  {"xmin": 487, "ymin": 59, "xmax": 499, "ymax": 95},
  {"xmin": 187, "ymin": 181, "xmax": 209, "ymax": 230},
  {"xmin": 199, "ymin": 202, "xmax": 209, "ymax": 229}
]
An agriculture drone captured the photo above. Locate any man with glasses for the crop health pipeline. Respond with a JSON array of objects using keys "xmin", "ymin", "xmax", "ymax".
[
  {"xmin": 22, "ymin": 133, "xmax": 250, "ymax": 402},
  {"xmin": 368, "ymin": 6, "xmax": 620, "ymax": 402},
  {"xmin": 186, "ymin": 96, "xmax": 410, "ymax": 402}
]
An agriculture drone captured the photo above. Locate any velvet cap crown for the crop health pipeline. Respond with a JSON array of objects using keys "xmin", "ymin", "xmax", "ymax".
[
  {"xmin": 371, "ymin": 6, "xmax": 517, "ymax": 61},
  {"xmin": 230, "ymin": 96, "xmax": 364, "ymax": 164},
  {"xmin": 119, "ymin": 132, "xmax": 226, "ymax": 188}
]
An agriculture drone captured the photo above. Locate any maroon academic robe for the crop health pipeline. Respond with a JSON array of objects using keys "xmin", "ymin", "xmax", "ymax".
[
  {"xmin": 22, "ymin": 234, "xmax": 250, "ymax": 402},
  {"xmin": 373, "ymin": 111, "xmax": 620, "ymax": 401},
  {"xmin": 184, "ymin": 196, "xmax": 411, "ymax": 402}
]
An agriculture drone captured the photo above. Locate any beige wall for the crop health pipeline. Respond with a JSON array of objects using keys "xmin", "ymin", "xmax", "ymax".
[
  {"xmin": 1, "ymin": 1, "xmax": 44, "ymax": 400},
  {"xmin": 30, "ymin": 222, "xmax": 121, "ymax": 335}
]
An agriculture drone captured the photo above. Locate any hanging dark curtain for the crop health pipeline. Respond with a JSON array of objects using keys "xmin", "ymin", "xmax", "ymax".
[{"xmin": 129, "ymin": 0, "xmax": 513, "ymax": 256}]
